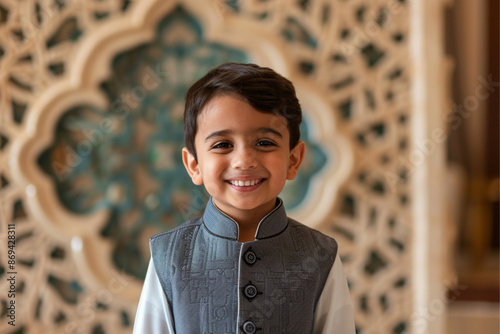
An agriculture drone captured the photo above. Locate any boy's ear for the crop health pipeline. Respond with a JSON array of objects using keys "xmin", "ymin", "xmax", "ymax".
[
  {"xmin": 287, "ymin": 141, "xmax": 305, "ymax": 180},
  {"xmin": 182, "ymin": 147, "xmax": 203, "ymax": 185}
]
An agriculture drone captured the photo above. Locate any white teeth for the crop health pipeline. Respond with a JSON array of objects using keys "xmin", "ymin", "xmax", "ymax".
[{"xmin": 230, "ymin": 179, "xmax": 260, "ymax": 187}]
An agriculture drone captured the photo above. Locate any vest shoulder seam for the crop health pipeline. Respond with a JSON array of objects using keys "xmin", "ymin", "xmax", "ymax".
[{"xmin": 150, "ymin": 216, "xmax": 203, "ymax": 242}]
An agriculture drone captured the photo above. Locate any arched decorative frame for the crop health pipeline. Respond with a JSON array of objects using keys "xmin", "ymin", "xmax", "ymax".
[{"xmin": 9, "ymin": 0, "xmax": 352, "ymax": 303}]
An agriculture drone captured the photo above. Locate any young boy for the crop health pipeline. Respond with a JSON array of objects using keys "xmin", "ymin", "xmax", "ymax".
[{"xmin": 133, "ymin": 63, "xmax": 355, "ymax": 333}]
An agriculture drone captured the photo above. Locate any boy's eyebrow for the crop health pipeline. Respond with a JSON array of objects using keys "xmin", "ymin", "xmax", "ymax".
[
  {"xmin": 258, "ymin": 127, "xmax": 283, "ymax": 138},
  {"xmin": 204, "ymin": 130, "xmax": 232, "ymax": 142},
  {"xmin": 204, "ymin": 127, "xmax": 283, "ymax": 142}
]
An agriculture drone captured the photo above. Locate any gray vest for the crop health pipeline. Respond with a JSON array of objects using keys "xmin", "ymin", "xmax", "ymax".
[{"xmin": 150, "ymin": 198, "xmax": 337, "ymax": 334}]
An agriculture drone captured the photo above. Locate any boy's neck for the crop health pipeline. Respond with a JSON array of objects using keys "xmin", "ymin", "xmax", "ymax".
[
  {"xmin": 238, "ymin": 226, "xmax": 258, "ymax": 243},
  {"xmin": 211, "ymin": 199, "xmax": 279, "ymax": 243},
  {"xmin": 231, "ymin": 209, "xmax": 266, "ymax": 243}
]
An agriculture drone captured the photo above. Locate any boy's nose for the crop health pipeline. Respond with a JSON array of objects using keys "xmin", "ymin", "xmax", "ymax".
[{"xmin": 231, "ymin": 147, "xmax": 258, "ymax": 170}]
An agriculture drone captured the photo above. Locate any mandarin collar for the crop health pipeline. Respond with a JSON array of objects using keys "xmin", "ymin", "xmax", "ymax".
[{"xmin": 202, "ymin": 197, "xmax": 288, "ymax": 241}]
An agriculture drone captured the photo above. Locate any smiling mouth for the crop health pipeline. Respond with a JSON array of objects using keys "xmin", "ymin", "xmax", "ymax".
[{"xmin": 227, "ymin": 179, "xmax": 264, "ymax": 187}]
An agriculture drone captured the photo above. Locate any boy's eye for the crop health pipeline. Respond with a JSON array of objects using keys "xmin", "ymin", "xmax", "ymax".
[
  {"xmin": 256, "ymin": 140, "xmax": 276, "ymax": 147},
  {"xmin": 212, "ymin": 142, "xmax": 232, "ymax": 149}
]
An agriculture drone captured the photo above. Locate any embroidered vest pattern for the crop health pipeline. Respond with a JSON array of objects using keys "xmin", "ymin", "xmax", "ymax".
[{"xmin": 150, "ymin": 202, "xmax": 337, "ymax": 334}]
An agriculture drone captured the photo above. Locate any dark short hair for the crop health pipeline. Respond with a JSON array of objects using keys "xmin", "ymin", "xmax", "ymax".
[{"xmin": 184, "ymin": 62, "xmax": 302, "ymax": 160}]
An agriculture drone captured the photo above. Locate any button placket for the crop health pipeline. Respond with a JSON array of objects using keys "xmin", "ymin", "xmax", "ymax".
[{"xmin": 240, "ymin": 247, "xmax": 262, "ymax": 333}]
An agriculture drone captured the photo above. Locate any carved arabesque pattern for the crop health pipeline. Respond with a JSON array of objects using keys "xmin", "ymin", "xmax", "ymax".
[
  {"xmin": 1, "ymin": 2, "xmax": 139, "ymax": 333},
  {"xmin": 0, "ymin": 0, "xmax": 413, "ymax": 333}
]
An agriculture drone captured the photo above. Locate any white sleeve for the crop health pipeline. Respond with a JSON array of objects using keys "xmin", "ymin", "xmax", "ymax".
[
  {"xmin": 313, "ymin": 253, "xmax": 356, "ymax": 334},
  {"xmin": 133, "ymin": 258, "xmax": 175, "ymax": 334}
]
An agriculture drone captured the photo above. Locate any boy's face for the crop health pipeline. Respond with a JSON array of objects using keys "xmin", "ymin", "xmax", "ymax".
[{"xmin": 182, "ymin": 95, "xmax": 305, "ymax": 223}]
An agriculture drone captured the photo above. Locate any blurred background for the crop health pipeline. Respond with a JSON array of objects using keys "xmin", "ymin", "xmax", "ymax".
[
  {"xmin": 0, "ymin": 0, "xmax": 498, "ymax": 333},
  {"xmin": 445, "ymin": 0, "xmax": 499, "ymax": 332}
]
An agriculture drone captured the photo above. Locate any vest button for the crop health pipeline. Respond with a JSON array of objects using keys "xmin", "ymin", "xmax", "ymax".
[
  {"xmin": 242, "ymin": 320, "xmax": 256, "ymax": 334},
  {"xmin": 243, "ymin": 283, "xmax": 258, "ymax": 300},
  {"xmin": 243, "ymin": 250, "xmax": 257, "ymax": 265}
]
